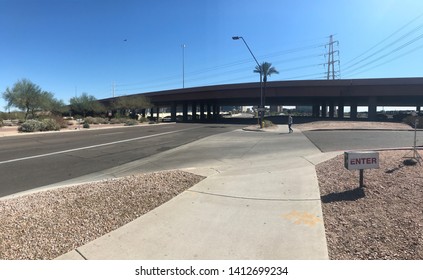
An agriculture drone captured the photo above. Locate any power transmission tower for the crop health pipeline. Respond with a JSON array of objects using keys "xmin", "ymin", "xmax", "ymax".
[{"xmin": 325, "ymin": 35, "xmax": 341, "ymax": 79}]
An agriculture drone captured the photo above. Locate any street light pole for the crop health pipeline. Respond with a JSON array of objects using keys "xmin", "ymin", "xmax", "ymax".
[
  {"xmin": 182, "ymin": 44, "xmax": 186, "ymax": 88},
  {"xmin": 232, "ymin": 36, "xmax": 264, "ymax": 128}
]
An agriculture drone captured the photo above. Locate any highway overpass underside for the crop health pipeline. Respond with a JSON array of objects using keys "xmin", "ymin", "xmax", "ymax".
[{"xmin": 102, "ymin": 78, "xmax": 423, "ymax": 122}]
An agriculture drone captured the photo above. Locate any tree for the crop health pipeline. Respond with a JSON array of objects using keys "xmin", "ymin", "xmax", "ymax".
[
  {"xmin": 254, "ymin": 62, "xmax": 279, "ymax": 125},
  {"xmin": 254, "ymin": 61, "xmax": 279, "ymax": 86},
  {"xmin": 112, "ymin": 95, "xmax": 151, "ymax": 118},
  {"xmin": 2, "ymin": 79, "xmax": 64, "ymax": 119},
  {"xmin": 42, "ymin": 92, "xmax": 66, "ymax": 115},
  {"xmin": 70, "ymin": 93, "xmax": 104, "ymax": 118}
]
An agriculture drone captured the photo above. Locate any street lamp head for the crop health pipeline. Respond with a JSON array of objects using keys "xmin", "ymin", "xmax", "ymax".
[{"xmin": 232, "ymin": 36, "xmax": 241, "ymax": 40}]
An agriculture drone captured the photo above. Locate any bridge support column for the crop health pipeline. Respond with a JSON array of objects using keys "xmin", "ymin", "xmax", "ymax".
[
  {"xmin": 171, "ymin": 103, "xmax": 177, "ymax": 122},
  {"xmin": 417, "ymin": 106, "xmax": 421, "ymax": 112},
  {"xmin": 183, "ymin": 102, "xmax": 188, "ymax": 122},
  {"xmin": 207, "ymin": 103, "xmax": 212, "ymax": 119},
  {"xmin": 270, "ymin": 105, "xmax": 279, "ymax": 113},
  {"xmin": 312, "ymin": 104, "xmax": 320, "ymax": 117},
  {"xmin": 329, "ymin": 101, "xmax": 335, "ymax": 118},
  {"xmin": 368, "ymin": 97, "xmax": 377, "ymax": 121},
  {"xmin": 149, "ymin": 107, "xmax": 154, "ymax": 119},
  {"xmin": 350, "ymin": 104, "xmax": 358, "ymax": 120},
  {"xmin": 213, "ymin": 102, "xmax": 220, "ymax": 120},
  {"xmin": 200, "ymin": 103, "xmax": 205, "ymax": 121},
  {"xmin": 321, "ymin": 102, "xmax": 327, "ymax": 118},
  {"xmin": 192, "ymin": 102, "xmax": 197, "ymax": 121},
  {"xmin": 156, "ymin": 107, "xmax": 160, "ymax": 122},
  {"xmin": 337, "ymin": 101, "xmax": 344, "ymax": 119}
]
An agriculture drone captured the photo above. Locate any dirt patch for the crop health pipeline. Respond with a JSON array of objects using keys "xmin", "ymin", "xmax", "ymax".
[{"xmin": 316, "ymin": 150, "xmax": 423, "ymax": 259}]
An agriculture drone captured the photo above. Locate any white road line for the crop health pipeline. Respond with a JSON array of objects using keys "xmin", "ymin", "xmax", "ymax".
[
  {"xmin": 0, "ymin": 127, "xmax": 197, "ymax": 165},
  {"xmin": 97, "ymin": 132, "xmax": 125, "ymax": 136}
]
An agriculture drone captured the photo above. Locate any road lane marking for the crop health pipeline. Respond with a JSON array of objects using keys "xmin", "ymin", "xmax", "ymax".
[
  {"xmin": 0, "ymin": 127, "xmax": 198, "ymax": 165},
  {"xmin": 97, "ymin": 132, "xmax": 125, "ymax": 136}
]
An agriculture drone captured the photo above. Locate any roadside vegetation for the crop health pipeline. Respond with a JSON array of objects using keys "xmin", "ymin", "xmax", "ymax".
[
  {"xmin": 402, "ymin": 115, "xmax": 423, "ymax": 129},
  {"xmin": 1, "ymin": 79, "xmax": 153, "ymax": 133}
]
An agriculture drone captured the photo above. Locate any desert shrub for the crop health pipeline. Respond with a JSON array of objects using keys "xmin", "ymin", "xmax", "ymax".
[
  {"xmin": 44, "ymin": 115, "xmax": 68, "ymax": 129},
  {"xmin": 19, "ymin": 120, "xmax": 45, "ymax": 132},
  {"xmin": 18, "ymin": 119, "xmax": 62, "ymax": 132},
  {"xmin": 110, "ymin": 118, "xmax": 128, "ymax": 124},
  {"xmin": 262, "ymin": 119, "xmax": 275, "ymax": 128},
  {"xmin": 83, "ymin": 122, "xmax": 90, "ymax": 129},
  {"xmin": 403, "ymin": 116, "xmax": 423, "ymax": 129},
  {"xmin": 124, "ymin": 119, "xmax": 139, "ymax": 126},
  {"xmin": 83, "ymin": 116, "xmax": 95, "ymax": 124},
  {"xmin": 84, "ymin": 116, "xmax": 107, "ymax": 124},
  {"xmin": 0, "ymin": 120, "xmax": 3, "ymax": 127},
  {"xmin": 42, "ymin": 119, "xmax": 61, "ymax": 131}
]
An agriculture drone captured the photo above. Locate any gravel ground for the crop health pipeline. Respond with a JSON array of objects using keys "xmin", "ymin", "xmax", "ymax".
[
  {"xmin": 0, "ymin": 170, "xmax": 204, "ymax": 260},
  {"xmin": 316, "ymin": 150, "xmax": 423, "ymax": 259}
]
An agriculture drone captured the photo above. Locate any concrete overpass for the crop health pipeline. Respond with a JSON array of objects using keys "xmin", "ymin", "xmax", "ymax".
[{"xmin": 103, "ymin": 77, "xmax": 423, "ymax": 121}]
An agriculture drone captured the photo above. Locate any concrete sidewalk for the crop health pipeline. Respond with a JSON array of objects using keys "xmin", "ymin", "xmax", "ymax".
[{"xmin": 56, "ymin": 126, "xmax": 331, "ymax": 260}]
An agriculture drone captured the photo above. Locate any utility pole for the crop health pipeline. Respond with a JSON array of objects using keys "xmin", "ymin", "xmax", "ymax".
[
  {"xmin": 325, "ymin": 35, "xmax": 340, "ymax": 80},
  {"xmin": 112, "ymin": 81, "xmax": 115, "ymax": 98},
  {"xmin": 182, "ymin": 44, "xmax": 186, "ymax": 88}
]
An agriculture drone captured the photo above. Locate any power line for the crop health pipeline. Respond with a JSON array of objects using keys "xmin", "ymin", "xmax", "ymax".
[
  {"xmin": 344, "ymin": 42, "xmax": 423, "ymax": 77},
  {"xmin": 343, "ymin": 13, "xmax": 423, "ymax": 67},
  {"xmin": 283, "ymin": 72, "xmax": 327, "ymax": 80},
  {"xmin": 113, "ymin": 42, "xmax": 326, "ymax": 94},
  {"xmin": 343, "ymin": 32, "xmax": 423, "ymax": 76},
  {"xmin": 343, "ymin": 23, "xmax": 423, "ymax": 73},
  {"xmin": 342, "ymin": 13, "xmax": 423, "ymax": 77}
]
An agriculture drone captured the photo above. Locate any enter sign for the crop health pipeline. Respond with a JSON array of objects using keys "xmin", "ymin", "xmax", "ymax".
[{"xmin": 344, "ymin": 151, "xmax": 379, "ymax": 170}]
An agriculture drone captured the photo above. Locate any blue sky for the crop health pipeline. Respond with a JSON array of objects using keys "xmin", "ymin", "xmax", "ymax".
[{"xmin": 1, "ymin": 0, "xmax": 423, "ymax": 110}]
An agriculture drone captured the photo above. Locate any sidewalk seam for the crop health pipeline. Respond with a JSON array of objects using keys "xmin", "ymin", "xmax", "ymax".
[
  {"xmin": 187, "ymin": 190, "xmax": 321, "ymax": 202},
  {"xmin": 301, "ymin": 156, "xmax": 317, "ymax": 166},
  {"xmin": 75, "ymin": 248, "xmax": 88, "ymax": 260}
]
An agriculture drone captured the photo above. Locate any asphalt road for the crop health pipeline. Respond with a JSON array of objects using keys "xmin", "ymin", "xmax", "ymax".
[
  {"xmin": 2, "ymin": 125, "xmax": 420, "ymax": 198},
  {"xmin": 0, "ymin": 123, "xmax": 241, "ymax": 197},
  {"xmin": 303, "ymin": 130, "xmax": 423, "ymax": 152}
]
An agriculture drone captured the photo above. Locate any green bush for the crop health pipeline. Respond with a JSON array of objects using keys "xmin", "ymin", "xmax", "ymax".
[
  {"xmin": 19, "ymin": 120, "xmax": 45, "ymax": 132},
  {"xmin": 83, "ymin": 122, "xmax": 90, "ymax": 129},
  {"xmin": 42, "ymin": 118, "xmax": 61, "ymax": 131},
  {"xmin": 18, "ymin": 119, "xmax": 62, "ymax": 132},
  {"xmin": 84, "ymin": 117, "xmax": 108, "ymax": 124}
]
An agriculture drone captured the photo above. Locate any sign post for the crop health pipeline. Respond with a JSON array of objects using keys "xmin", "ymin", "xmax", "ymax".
[{"xmin": 344, "ymin": 151, "xmax": 379, "ymax": 188}]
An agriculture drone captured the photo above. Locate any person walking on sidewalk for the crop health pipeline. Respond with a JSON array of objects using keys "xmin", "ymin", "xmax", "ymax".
[{"xmin": 288, "ymin": 113, "xmax": 293, "ymax": 133}]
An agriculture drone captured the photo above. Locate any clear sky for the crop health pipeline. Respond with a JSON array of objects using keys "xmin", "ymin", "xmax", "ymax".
[{"xmin": 1, "ymin": 0, "xmax": 423, "ymax": 110}]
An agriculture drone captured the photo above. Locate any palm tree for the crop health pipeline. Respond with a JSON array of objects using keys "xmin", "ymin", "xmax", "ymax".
[
  {"xmin": 254, "ymin": 61, "xmax": 279, "ymax": 84},
  {"xmin": 254, "ymin": 62, "xmax": 279, "ymax": 122}
]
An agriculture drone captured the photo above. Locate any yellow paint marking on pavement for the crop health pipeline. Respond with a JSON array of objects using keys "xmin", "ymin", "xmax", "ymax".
[{"xmin": 282, "ymin": 210, "xmax": 322, "ymax": 227}]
